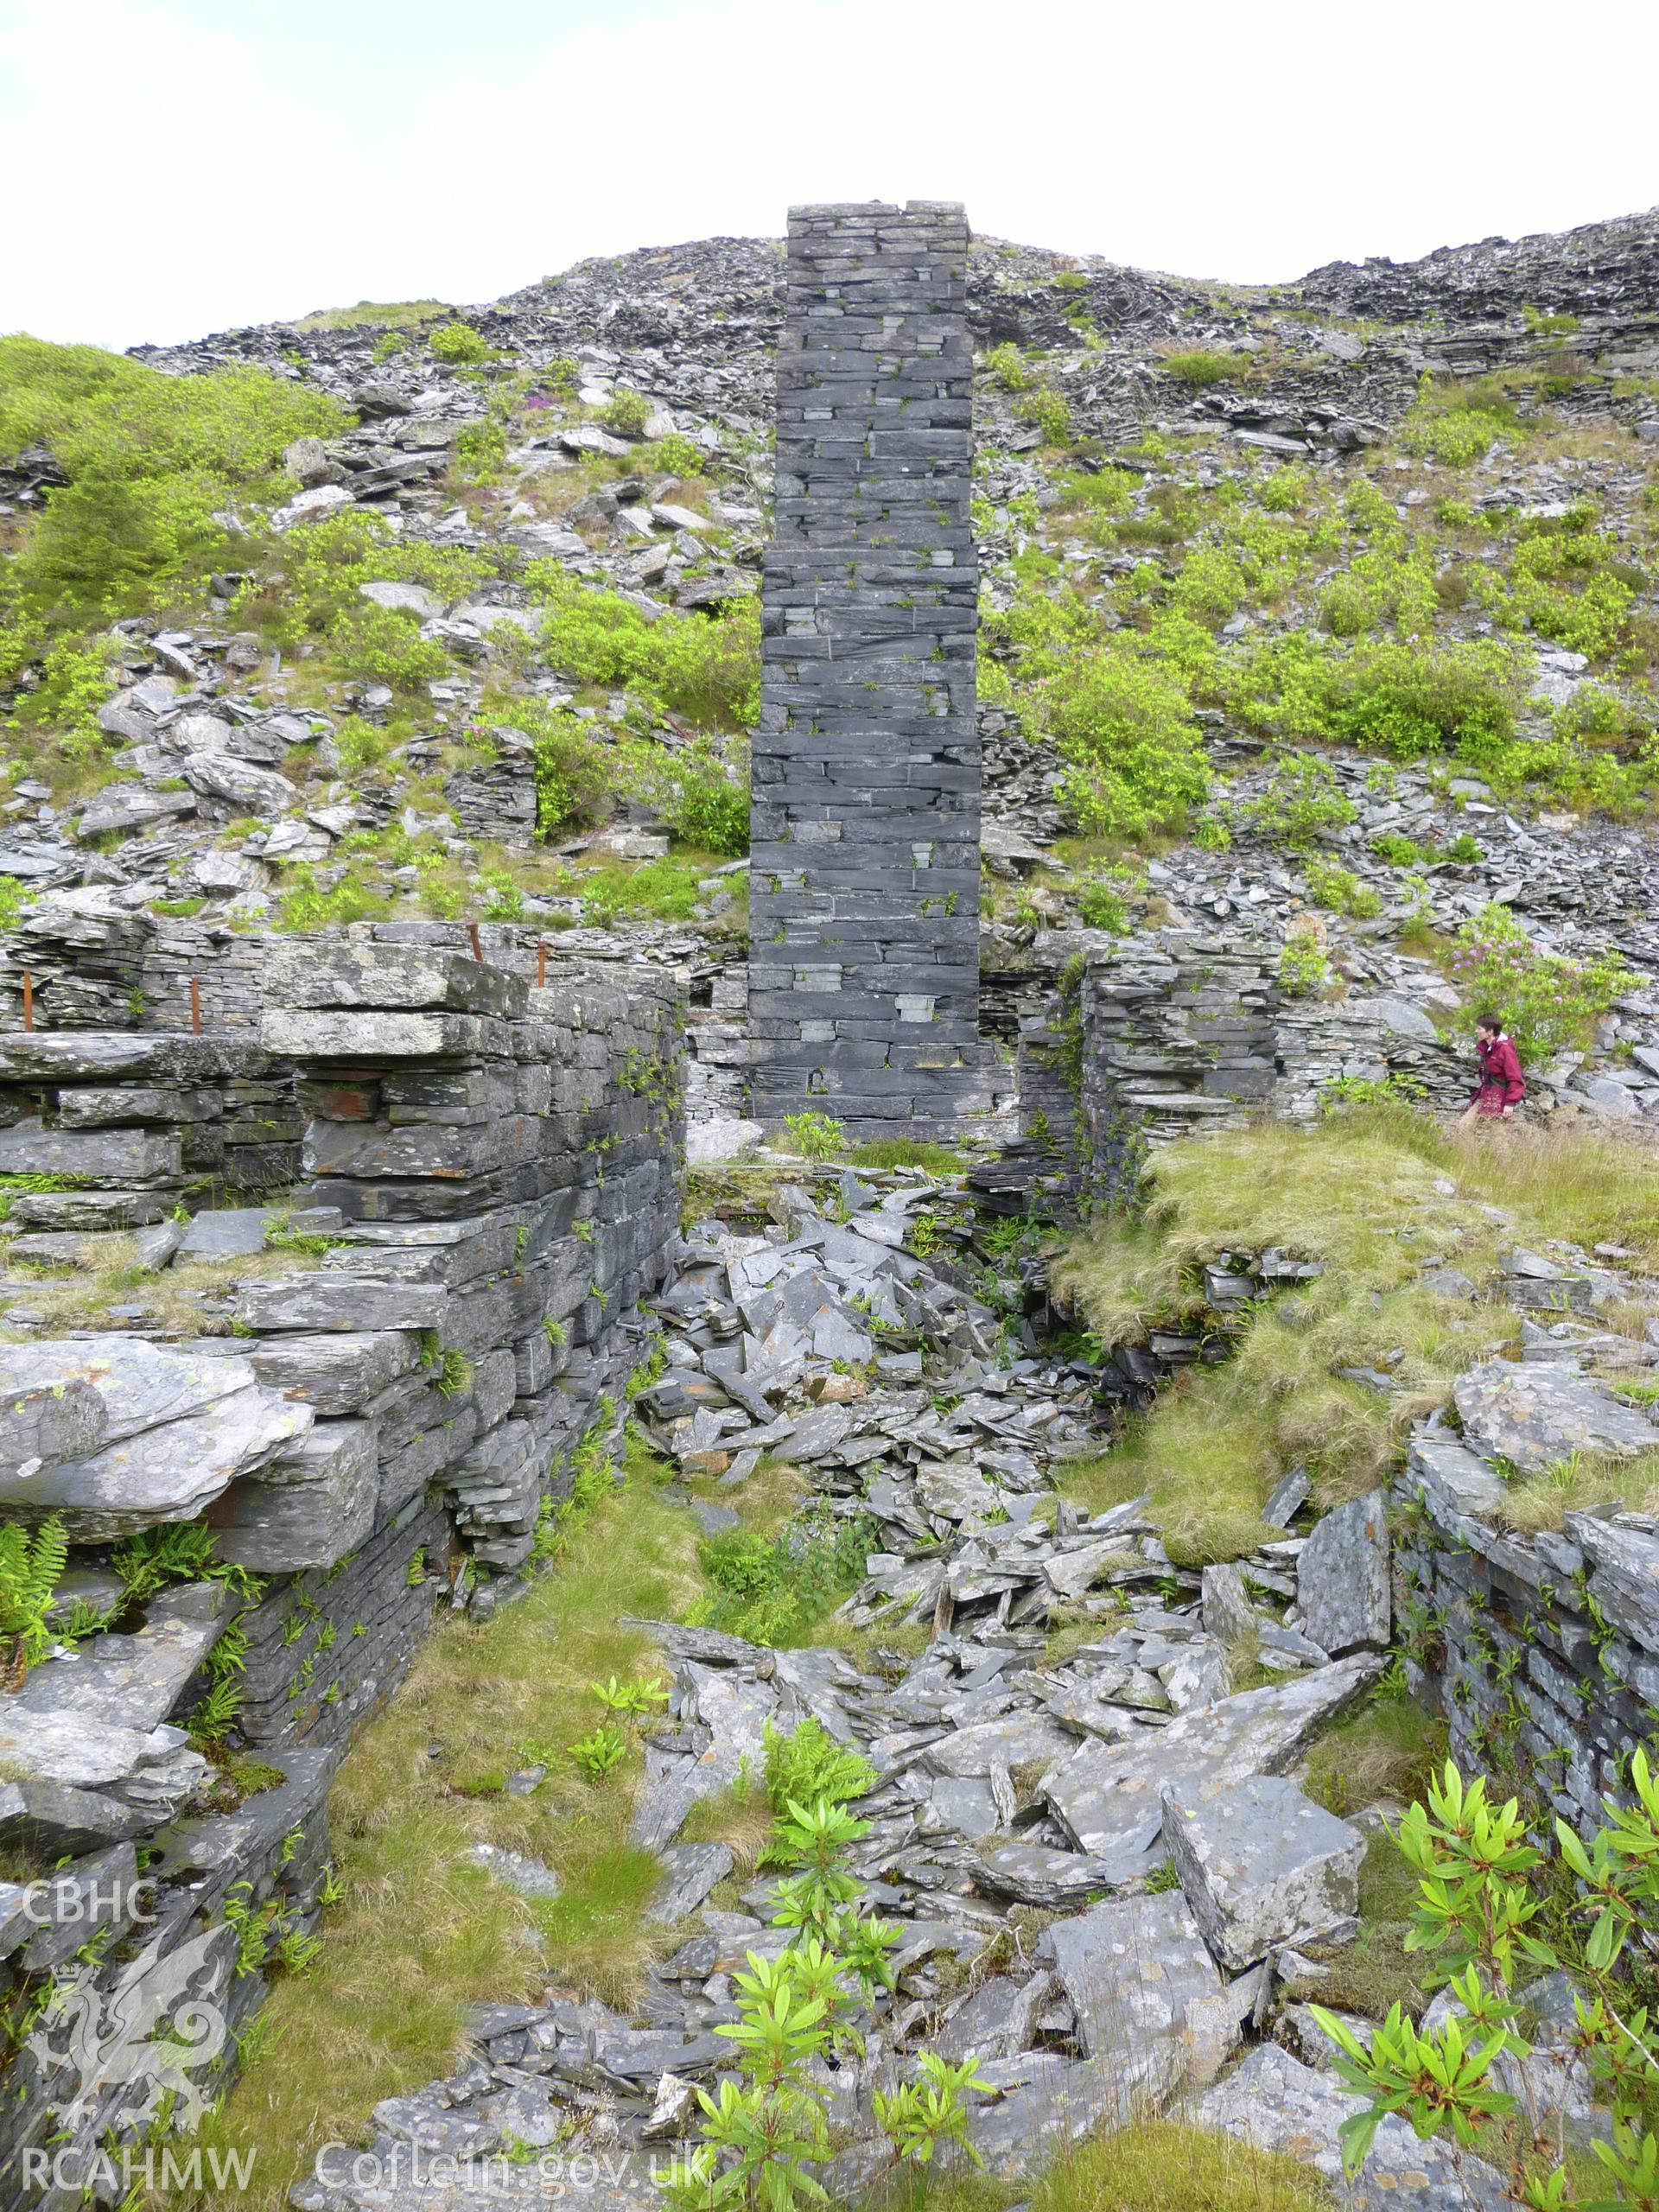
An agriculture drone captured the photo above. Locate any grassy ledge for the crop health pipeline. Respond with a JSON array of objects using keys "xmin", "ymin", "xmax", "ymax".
[
  {"xmin": 186, "ymin": 1437, "xmax": 702, "ymax": 2211},
  {"xmin": 1048, "ymin": 1106, "xmax": 1659, "ymax": 1559}
]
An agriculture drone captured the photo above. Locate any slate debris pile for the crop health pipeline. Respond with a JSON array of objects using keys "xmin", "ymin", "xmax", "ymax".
[{"xmin": 289, "ymin": 1173, "xmax": 1586, "ymax": 2212}]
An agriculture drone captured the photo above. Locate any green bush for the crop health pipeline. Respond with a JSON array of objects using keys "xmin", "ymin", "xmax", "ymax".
[
  {"xmin": 1013, "ymin": 385, "xmax": 1071, "ymax": 444},
  {"xmin": 1304, "ymin": 860, "xmax": 1382, "ymax": 917},
  {"xmin": 575, "ymin": 857, "xmax": 704, "ymax": 926},
  {"xmin": 1277, "ymin": 932, "xmax": 1330, "ymax": 998},
  {"xmin": 1319, "ymin": 547, "xmax": 1439, "ymax": 639},
  {"xmin": 1505, "ymin": 510, "xmax": 1641, "ymax": 658},
  {"xmin": 645, "ymin": 431, "xmax": 705, "ymax": 480},
  {"xmin": 1241, "ymin": 752, "xmax": 1357, "ymax": 847},
  {"xmin": 1075, "ymin": 874, "xmax": 1132, "ymax": 931},
  {"xmin": 1370, "ymin": 830, "xmax": 1434, "ymax": 867},
  {"xmin": 686, "ymin": 1508, "xmax": 876, "ymax": 1646},
  {"xmin": 497, "ymin": 701, "xmax": 613, "ymax": 839},
  {"xmin": 1259, "ymin": 465, "xmax": 1313, "ymax": 512},
  {"xmin": 1396, "ymin": 376, "xmax": 1522, "ymax": 467},
  {"xmin": 763, "ymin": 1717, "xmax": 875, "ymax": 1815},
  {"xmin": 987, "ymin": 343, "xmax": 1034, "ymax": 391},
  {"xmin": 526, "ymin": 570, "xmax": 760, "ymax": 728},
  {"xmin": 1161, "ymin": 348, "xmax": 1247, "ymax": 385},
  {"xmin": 781, "ymin": 1110, "xmax": 844, "ymax": 1160},
  {"xmin": 599, "ymin": 388, "xmax": 651, "ymax": 438},
  {"xmin": 427, "ymin": 322, "xmax": 491, "ymax": 365},
  {"xmin": 1448, "ymin": 903, "xmax": 1628, "ymax": 1058},
  {"xmin": 1056, "ymin": 467, "xmax": 1133, "ymax": 518},
  {"xmin": 620, "ymin": 735, "xmax": 748, "ymax": 855},
  {"xmin": 1046, "ymin": 655, "xmax": 1210, "ymax": 840},
  {"xmin": 1234, "ymin": 637, "xmax": 1519, "ymax": 764},
  {"xmin": 0, "ymin": 337, "xmax": 346, "ymax": 682},
  {"xmin": 238, "ymin": 512, "xmax": 494, "ymax": 691},
  {"xmin": 453, "ymin": 418, "xmax": 508, "ymax": 482}
]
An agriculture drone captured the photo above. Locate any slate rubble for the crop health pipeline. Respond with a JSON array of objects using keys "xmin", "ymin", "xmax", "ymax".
[{"xmin": 288, "ymin": 1167, "xmax": 1562, "ymax": 2211}]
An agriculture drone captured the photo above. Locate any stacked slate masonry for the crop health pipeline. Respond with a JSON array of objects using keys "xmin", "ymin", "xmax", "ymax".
[
  {"xmin": 0, "ymin": 926, "xmax": 685, "ymax": 2206},
  {"xmin": 748, "ymin": 201, "xmax": 992, "ymax": 1137},
  {"xmin": 1001, "ymin": 936, "xmax": 1475, "ymax": 1216}
]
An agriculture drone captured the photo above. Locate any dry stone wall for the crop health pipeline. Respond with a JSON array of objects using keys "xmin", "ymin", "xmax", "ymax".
[
  {"xmin": 1395, "ymin": 1413, "xmax": 1659, "ymax": 1834},
  {"xmin": 748, "ymin": 201, "xmax": 993, "ymax": 1136},
  {"xmin": 997, "ymin": 936, "xmax": 1477, "ymax": 1216},
  {"xmin": 0, "ymin": 928, "xmax": 685, "ymax": 2205}
]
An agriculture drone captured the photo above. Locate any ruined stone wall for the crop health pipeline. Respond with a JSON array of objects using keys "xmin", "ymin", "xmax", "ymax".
[
  {"xmin": 1000, "ymin": 935, "xmax": 1476, "ymax": 1216},
  {"xmin": 1394, "ymin": 1427, "xmax": 1659, "ymax": 1834},
  {"xmin": 747, "ymin": 201, "xmax": 990, "ymax": 1136},
  {"xmin": 0, "ymin": 930, "xmax": 686, "ymax": 2206}
]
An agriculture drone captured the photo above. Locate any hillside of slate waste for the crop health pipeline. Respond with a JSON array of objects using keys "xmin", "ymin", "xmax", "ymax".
[{"xmin": 3, "ymin": 207, "xmax": 1659, "ymax": 1128}]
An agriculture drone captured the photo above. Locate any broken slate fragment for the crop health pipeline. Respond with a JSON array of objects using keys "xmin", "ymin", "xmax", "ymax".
[
  {"xmin": 645, "ymin": 1842, "xmax": 734, "ymax": 1923},
  {"xmin": 1294, "ymin": 1490, "xmax": 1390, "ymax": 1655},
  {"xmin": 1162, "ymin": 1773, "xmax": 1365, "ymax": 1971}
]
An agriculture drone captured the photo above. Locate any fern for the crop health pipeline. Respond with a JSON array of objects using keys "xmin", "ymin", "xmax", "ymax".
[
  {"xmin": 111, "ymin": 1522, "xmax": 262, "ymax": 1605},
  {"xmin": 0, "ymin": 1516, "xmax": 68, "ymax": 1677},
  {"xmin": 762, "ymin": 1716, "xmax": 876, "ymax": 1819}
]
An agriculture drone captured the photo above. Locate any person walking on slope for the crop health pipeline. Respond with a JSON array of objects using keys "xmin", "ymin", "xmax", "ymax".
[{"xmin": 1460, "ymin": 1013, "xmax": 1525, "ymax": 1128}]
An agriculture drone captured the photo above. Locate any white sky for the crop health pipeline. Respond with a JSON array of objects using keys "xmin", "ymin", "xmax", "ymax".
[{"xmin": 3, "ymin": 0, "xmax": 1657, "ymax": 352}]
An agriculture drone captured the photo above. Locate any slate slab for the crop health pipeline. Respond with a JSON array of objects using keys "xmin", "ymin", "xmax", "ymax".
[
  {"xmin": 645, "ymin": 1842, "xmax": 734, "ymax": 1923},
  {"xmin": 178, "ymin": 1206, "xmax": 279, "ymax": 1260},
  {"xmin": 1046, "ymin": 1891, "xmax": 1240, "ymax": 2084},
  {"xmin": 1163, "ymin": 1773, "xmax": 1365, "ymax": 1970},
  {"xmin": 1454, "ymin": 1359, "xmax": 1659, "ymax": 1476},
  {"xmin": 1295, "ymin": 1490, "xmax": 1390, "ymax": 1654},
  {"xmin": 1044, "ymin": 1655, "xmax": 1380, "ymax": 1866}
]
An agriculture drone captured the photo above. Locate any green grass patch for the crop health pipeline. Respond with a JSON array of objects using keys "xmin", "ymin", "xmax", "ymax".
[
  {"xmin": 289, "ymin": 300, "xmax": 449, "ymax": 332},
  {"xmin": 1049, "ymin": 1109, "xmax": 1659, "ymax": 1553},
  {"xmin": 849, "ymin": 1138, "xmax": 964, "ymax": 1173},
  {"xmin": 188, "ymin": 1440, "xmax": 703, "ymax": 2210}
]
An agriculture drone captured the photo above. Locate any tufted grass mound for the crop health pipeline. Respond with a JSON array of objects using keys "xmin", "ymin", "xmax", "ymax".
[{"xmin": 1050, "ymin": 1106, "xmax": 1659, "ymax": 1559}]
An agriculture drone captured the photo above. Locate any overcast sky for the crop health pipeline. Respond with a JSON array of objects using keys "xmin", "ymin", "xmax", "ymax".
[{"xmin": 4, "ymin": 0, "xmax": 1657, "ymax": 353}]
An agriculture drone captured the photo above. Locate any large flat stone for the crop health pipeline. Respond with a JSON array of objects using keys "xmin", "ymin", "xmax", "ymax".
[
  {"xmin": 1296, "ymin": 1490, "xmax": 1391, "ymax": 1654},
  {"xmin": 1454, "ymin": 1359, "xmax": 1659, "ymax": 1477},
  {"xmin": 645, "ymin": 1842, "xmax": 734, "ymax": 1924},
  {"xmin": 1044, "ymin": 1655, "xmax": 1380, "ymax": 1866},
  {"xmin": 0, "ymin": 1340, "xmax": 314, "ymax": 1536},
  {"xmin": 244, "ymin": 1329, "xmax": 423, "ymax": 1413},
  {"xmin": 0, "ymin": 1119, "xmax": 179, "ymax": 1183},
  {"xmin": 3, "ymin": 1389, "xmax": 314, "ymax": 1539},
  {"xmin": 974, "ymin": 1841, "xmax": 1133, "ymax": 1909},
  {"xmin": 260, "ymin": 1007, "xmax": 511, "ymax": 1061},
  {"xmin": 0, "ymin": 1705, "xmax": 208, "ymax": 1821},
  {"xmin": 7, "ymin": 1583, "xmax": 230, "ymax": 1732},
  {"xmin": 236, "ymin": 1276, "xmax": 448, "ymax": 1333},
  {"xmin": 1047, "ymin": 1890, "xmax": 1242, "ymax": 2084},
  {"xmin": 178, "ymin": 1206, "xmax": 279, "ymax": 1259},
  {"xmin": 209, "ymin": 1417, "xmax": 378, "ymax": 1571},
  {"xmin": 0, "ymin": 1775, "xmax": 149, "ymax": 1854},
  {"xmin": 264, "ymin": 940, "xmax": 528, "ymax": 1020},
  {"xmin": 1164, "ymin": 1773, "xmax": 1365, "ymax": 1970}
]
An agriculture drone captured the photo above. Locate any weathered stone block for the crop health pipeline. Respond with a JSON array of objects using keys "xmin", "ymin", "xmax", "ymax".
[{"xmin": 1163, "ymin": 1773, "xmax": 1364, "ymax": 1970}]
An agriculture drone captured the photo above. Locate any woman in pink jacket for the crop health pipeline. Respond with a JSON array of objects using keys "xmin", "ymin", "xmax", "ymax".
[{"xmin": 1459, "ymin": 1013, "xmax": 1525, "ymax": 1127}]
